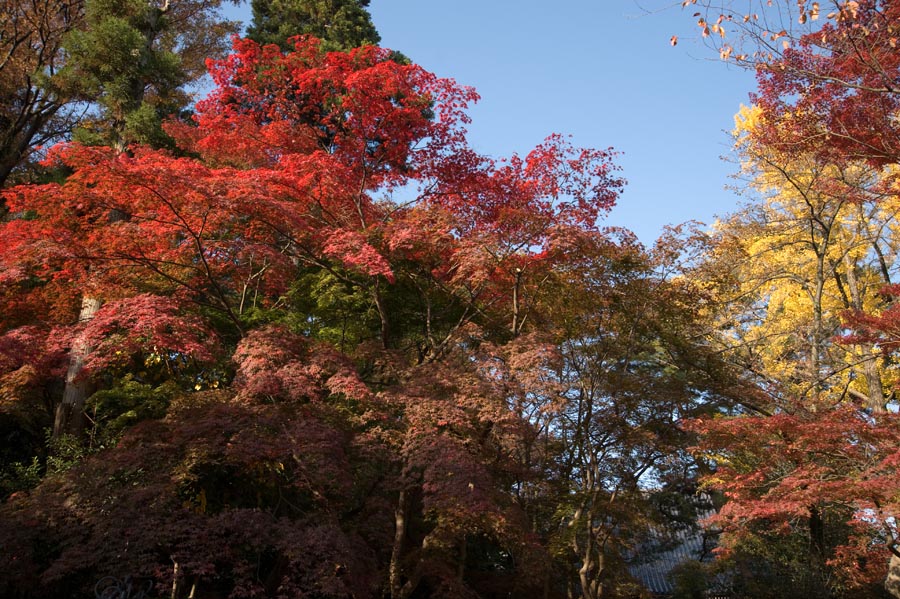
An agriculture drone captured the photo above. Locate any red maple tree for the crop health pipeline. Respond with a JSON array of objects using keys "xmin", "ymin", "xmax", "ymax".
[{"xmin": 0, "ymin": 35, "xmax": 631, "ymax": 599}]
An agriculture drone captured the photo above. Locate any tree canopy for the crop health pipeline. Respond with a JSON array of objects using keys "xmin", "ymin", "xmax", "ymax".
[{"xmin": 1, "ymin": 3, "xmax": 900, "ymax": 598}]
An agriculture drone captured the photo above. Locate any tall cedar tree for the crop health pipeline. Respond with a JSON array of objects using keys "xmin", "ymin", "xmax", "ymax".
[
  {"xmin": 57, "ymin": 0, "xmax": 240, "ymax": 151},
  {"xmin": 247, "ymin": 0, "xmax": 380, "ymax": 50}
]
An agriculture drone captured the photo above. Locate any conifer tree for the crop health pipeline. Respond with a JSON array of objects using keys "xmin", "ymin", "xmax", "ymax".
[
  {"xmin": 247, "ymin": 0, "xmax": 380, "ymax": 51},
  {"xmin": 58, "ymin": 0, "xmax": 238, "ymax": 151}
]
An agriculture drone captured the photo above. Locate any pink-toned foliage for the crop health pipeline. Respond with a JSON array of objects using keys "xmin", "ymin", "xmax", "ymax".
[
  {"xmin": 79, "ymin": 294, "xmax": 219, "ymax": 373},
  {"xmin": 688, "ymin": 406, "xmax": 900, "ymax": 589},
  {"xmin": 233, "ymin": 324, "xmax": 371, "ymax": 403}
]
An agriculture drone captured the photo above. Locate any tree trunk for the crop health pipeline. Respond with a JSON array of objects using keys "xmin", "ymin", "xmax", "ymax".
[
  {"xmin": 808, "ymin": 505, "xmax": 827, "ymax": 572},
  {"xmin": 52, "ymin": 296, "xmax": 101, "ymax": 438},
  {"xmin": 389, "ymin": 488, "xmax": 408, "ymax": 599},
  {"xmin": 842, "ymin": 252, "xmax": 886, "ymax": 412},
  {"xmin": 886, "ymin": 554, "xmax": 900, "ymax": 599},
  {"xmin": 373, "ymin": 281, "xmax": 390, "ymax": 349}
]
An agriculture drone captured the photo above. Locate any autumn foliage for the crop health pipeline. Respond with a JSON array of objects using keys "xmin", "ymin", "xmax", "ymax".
[
  {"xmin": 0, "ymin": 35, "xmax": 669, "ymax": 599},
  {"xmin": 4, "ymin": 3, "xmax": 900, "ymax": 597},
  {"xmin": 674, "ymin": 3, "xmax": 900, "ymax": 597}
]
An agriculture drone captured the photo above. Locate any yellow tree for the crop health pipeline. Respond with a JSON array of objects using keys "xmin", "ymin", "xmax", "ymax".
[
  {"xmin": 703, "ymin": 105, "xmax": 900, "ymax": 413},
  {"xmin": 683, "ymin": 104, "xmax": 900, "ymax": 598}
]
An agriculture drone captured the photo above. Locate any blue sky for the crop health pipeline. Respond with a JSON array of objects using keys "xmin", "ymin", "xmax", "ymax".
[{"xmin": 223, "ymin": 1, "xmax": 758, "ymax": 244}]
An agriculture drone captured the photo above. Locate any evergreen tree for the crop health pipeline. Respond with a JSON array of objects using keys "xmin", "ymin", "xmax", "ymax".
[
  {"xmin": 57, "ymin": 0, "xmax": 239, "ymax": 151},
  {"xmin": 247, "ymin": 0, "xmax": 380, "ymax": 51}
]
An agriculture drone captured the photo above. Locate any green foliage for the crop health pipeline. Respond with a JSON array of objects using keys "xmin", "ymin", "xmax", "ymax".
[
  {"xmin": 248, "ymin": 0, "xmax": 381, "ymax": 51},
  {"xmin": 670, "ymin": 560, "xmax": 710, "ymax": 599},
  {"xmin": 712, "ymin": 509, "xmax": 866, "ymax": 599},
  {"xmin": 58, "ymin": 0, "xmax": 236, "ymax": 149},
  {"xmin": 122, "ymin": 89, "xmax": 178, "ymax": 149},
  {"xmin": 60, "ymin": 5, "xmax": 177, "ymax": 148},
  {"xmin": 45, "ymin": 432, "xmax": 95, "ymax": 475},
  {"xmin": 0, "ymin": 457, "xmax": 42, "ymax": 499},
  {"xmin": 288, "ymin": 270, "xmax": 378, "ymax": 349},
  {"xmin": 86, "ymin": 376, "xmax": 178, "ymax": 447}
]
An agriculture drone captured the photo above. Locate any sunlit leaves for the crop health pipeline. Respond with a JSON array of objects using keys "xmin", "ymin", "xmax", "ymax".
[
  {"xmin": 78, "ymin": 294, "xmax": 219, "ymax": 374},
  {"xmin": 685, "ymin": 14, "xmax": 900, "ymax": 590}
]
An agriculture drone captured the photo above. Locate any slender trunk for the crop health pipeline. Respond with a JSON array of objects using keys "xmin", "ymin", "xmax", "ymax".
[
  {"xmin": 373, "ymin": 280, "xmax": 390, "ymax": 349},
  {"xmin": 862, "ymin": 356, "xmax": 885, "ymax": 413},
  {"xmin": 577, "ymin": 549, "xmax": 593, "ymax": 599},
  {"xmin": 810, "ymin": 255, "xmax": 825, "ymax": 394},
  {"xmin": 457, "ymin": 537, "xmax": 466, "ymax": 582},
  {"xmin": 171, "ymin": 561, "xmax": 182, "ymax": 599},
  {"xmin": 389, "ymin": 488, "xmax": 408, "ymax": 599},
  {"xmin": 593, "ymin": 552, "xmax": 604, "ymax": 599},
  {"xmin": 512, "ymin": 267, "xmax": 522, "ymax": 336},
  {"xmin": 53, "ymin": 296, "xmax": 102, "ymax": 438},
  {"xmin": 574, "ymin": 504, "xmax": 600, "ymax": 599},
  {"xmin": 842, "ymin": 253, "xmax": 886, "ymax": 412},
  {"xmin": 809, "ymin": 505, "xmax": 827, "ymax": 568}
]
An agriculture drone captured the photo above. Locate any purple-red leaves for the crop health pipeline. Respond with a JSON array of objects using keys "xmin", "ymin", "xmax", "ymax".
[{"xmin": 233, "ymin": 325, "xmax": 371, "ymax": 403}]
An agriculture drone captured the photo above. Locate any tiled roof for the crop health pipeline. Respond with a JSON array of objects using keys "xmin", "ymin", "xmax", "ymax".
[
  {"xmin": 626, "ymin": 505, "xmax": 728, "ymax": 597},
  {"xmin": 628, "ymin": 526, "xmax": 712, "ymax": 594}
]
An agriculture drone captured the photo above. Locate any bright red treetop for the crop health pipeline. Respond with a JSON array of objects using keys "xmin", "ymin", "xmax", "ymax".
[
  {"xmin": 753, "ymin": 0, "xmax": 900, "ymax": 167},
  {"xmin": 0, "ymin": 35, "xmax": 623, "ymax": 348}
]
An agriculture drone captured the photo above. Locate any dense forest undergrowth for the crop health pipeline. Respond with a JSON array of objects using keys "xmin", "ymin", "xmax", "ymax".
[{"xmin": 1, "ymin": 1, "xmax": 899, "ymax": 598}]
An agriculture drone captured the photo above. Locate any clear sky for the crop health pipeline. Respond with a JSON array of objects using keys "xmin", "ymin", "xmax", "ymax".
[{"xmin": 223, "ymin": 1, "xmax": 758, "ymax": 244}]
